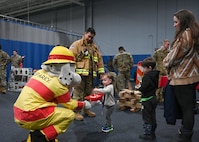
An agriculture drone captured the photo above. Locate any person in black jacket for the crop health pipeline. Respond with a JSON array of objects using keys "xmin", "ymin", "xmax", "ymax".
[{"xmin": 136, "ymin": 57, "xmax": 160, "ymax": 140}]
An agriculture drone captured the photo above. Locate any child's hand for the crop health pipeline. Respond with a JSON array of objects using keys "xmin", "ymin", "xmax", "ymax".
[
  {"xmin": 93, "ymin": 88, "xmax": 98, "ymax": 92},
  {"xmin": 135, "ymin": 84, "xmax": 141, "ymax": 90}
]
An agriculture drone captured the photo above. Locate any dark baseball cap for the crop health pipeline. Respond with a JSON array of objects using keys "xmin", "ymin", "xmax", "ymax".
[{"xmin": 118, "ymin": 46, "xmax": 125, "ymax": 51}]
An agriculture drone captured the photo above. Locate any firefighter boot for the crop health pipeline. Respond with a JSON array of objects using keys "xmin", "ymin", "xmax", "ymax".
[
  {"xmin": 75, "ymin": 111, "xmax": 84, "ymax": 121},
  {"xmin": 84, "ymin": 109, "xmax": 96, "ymax": 117}
]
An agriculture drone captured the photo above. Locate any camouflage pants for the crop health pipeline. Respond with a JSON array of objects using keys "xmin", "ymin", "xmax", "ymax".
[
  {"xmin": 117, "ymin": 70, "xmax": 131, "ymax": 91},
  {"xmin": 73, "ymin": 74, "xmax": 93, "ymax": 101},
  {"xmin": 156, "ymin": 74, "xmax": 166, "ymax": 103},
  {"xmin": 0, "ymin": 69, "xmax": 7, "ymax": 88},
  {"xmin": 156, "ymin": 87, "xmax": 165, "ymax": 103}
]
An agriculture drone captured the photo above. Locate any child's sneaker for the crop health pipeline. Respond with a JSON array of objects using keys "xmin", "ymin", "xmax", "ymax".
[{"xmin": 101, "ymin": 125, "xmax": 113, "ymax": 133}]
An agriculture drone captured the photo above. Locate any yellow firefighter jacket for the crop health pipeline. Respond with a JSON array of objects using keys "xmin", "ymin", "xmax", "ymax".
[{"xmin": 14, "ymin": 69, "xmax": 84, "ymax": 122}]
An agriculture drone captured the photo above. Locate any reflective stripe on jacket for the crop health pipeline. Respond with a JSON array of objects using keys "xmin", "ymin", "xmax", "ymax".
[{"xmin": 69, "ymin": 37, "xmax": 105, "ymax": 77}]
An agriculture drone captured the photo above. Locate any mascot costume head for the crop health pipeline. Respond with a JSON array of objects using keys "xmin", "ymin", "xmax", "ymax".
[
  {"xmin": 13, "ymin": 46, "xmax": 91, "ymax": 142},
  {"xmin": 41, "ymin": 45, "xmax": 81, "ymax": 88}
]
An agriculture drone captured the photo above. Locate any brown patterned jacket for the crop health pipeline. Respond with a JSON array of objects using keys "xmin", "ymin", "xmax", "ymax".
[{"xmin": 163, "ymin": 28, "xmax": 199, "ymax": 85}]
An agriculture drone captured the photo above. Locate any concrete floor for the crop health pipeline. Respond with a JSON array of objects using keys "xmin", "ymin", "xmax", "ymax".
[{"xmin": 0, "ymin": 90, "xmax": 199, "ymax": 142}]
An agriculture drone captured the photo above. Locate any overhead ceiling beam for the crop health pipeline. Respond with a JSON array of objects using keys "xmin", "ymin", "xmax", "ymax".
[
  {"xmin": 69, "ymin": 0, "xmax": 84, "ymax": 6},
  {"xmin": 1, "ymin": 0, "xmax": 28, "ymax": 10},
  {"xmin": 4, "ymin": 0, "xmax": 84, "ymax": 17}
]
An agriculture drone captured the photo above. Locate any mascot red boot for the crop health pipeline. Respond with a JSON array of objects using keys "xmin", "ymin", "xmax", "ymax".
[{"xmin": 13, "ymin": 46, "xmax": 91, "ymax": 142}]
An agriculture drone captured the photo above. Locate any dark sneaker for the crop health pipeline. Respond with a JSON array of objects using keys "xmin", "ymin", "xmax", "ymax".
[{"xmin": 101, "ymin": 125, "xmax": 113, "ymax": 133}]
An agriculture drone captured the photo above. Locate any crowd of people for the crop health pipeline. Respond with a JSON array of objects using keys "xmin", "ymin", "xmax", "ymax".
[{"xmin": 1, "ymin": 9, "xmax": 199, "ymax": 142}]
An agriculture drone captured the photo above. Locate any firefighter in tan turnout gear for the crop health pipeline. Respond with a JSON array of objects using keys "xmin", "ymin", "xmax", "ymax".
[{"xmin": 69, "ymin": 27, "xmax": 105, "ymax": 121}]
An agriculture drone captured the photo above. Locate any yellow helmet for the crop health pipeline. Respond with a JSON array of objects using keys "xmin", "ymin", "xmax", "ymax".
[{"xmin": 43, "ymin": 45, "xmax": 75, "ymax": 64}]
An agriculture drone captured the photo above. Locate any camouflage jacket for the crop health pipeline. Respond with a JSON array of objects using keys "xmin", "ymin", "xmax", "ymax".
[
  {"xmin": 153, "ymin": 47, "xmax": 169, "ymax": 75},
  {"xmin": 0, "ymin": 50, "xmax": 10, "ymax": 70},
  {"xmin": 10, "ymin": 54, "xmax": 23, "ymax": 68},
  {"xmin": 113, "ymin": 52, "xmax": 134, "ymax": 72}
]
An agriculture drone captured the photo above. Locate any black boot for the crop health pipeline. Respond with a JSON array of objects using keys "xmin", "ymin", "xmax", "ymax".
[
  {"xmin": 173, "ymin": 128, "xmax": 193, "ymax": 142},
  {"xmin": 139, "ymin": 124, "xmax": 156, "ymax": 140},
  {"xmin": 30, "ymin": 130, "xmax": 48, "ymax": 142}
]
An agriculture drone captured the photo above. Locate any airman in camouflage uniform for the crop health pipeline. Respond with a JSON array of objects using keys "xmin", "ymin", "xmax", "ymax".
[
  {"xmin": 113, "ymin": 46, "xmax": 134, "ymax": 92},
  {"xmin": 9, "ymin": 50, "xmax": 25, "ymax": 82},
  {"xmin": 0, "ymin": 45, "xmax": 10, "ymax": 94},
  {"xmin": 10, "ymin": 50, "xmax": 24, "ymax": 68},
  {"xmin": 153, "ymin": 39, "xmax": 170, "ymax": 102}
]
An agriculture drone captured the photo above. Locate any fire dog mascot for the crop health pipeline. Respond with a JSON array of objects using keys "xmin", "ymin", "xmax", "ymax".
[{"xmin": 13, "ymin": 46, "xmax": 91, "ymax": 142}]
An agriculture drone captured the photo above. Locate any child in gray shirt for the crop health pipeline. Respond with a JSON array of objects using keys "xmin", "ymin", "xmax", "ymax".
[{"xmin": 93, "ymin": 72, "xmax": 116, "ymax": 133}]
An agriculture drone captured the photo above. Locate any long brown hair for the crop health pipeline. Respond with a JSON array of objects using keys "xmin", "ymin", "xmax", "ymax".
[{"xmin": 173, "ymin": 9, "xmax": 199, "ymax": 49}]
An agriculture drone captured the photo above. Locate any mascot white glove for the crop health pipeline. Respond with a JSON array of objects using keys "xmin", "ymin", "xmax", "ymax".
[{"xmin": 84, "ymin": 100, "xmax": 91, "ymax": 109}]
